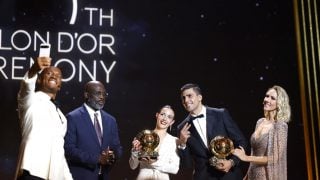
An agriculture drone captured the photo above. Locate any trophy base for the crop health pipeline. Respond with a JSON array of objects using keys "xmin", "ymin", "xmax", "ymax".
[
  {"xmin": 138, "ymin": 151, "xmax": 159, "ymax": 160},
  {"xmin": 209, "ymin": 156, "xmax": 226, "ymax": 167}
]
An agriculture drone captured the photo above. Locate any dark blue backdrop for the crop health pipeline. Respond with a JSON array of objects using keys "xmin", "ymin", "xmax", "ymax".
[{"xmin": 0, "ymin": 0, "xmax": 306, "ymax": 179}]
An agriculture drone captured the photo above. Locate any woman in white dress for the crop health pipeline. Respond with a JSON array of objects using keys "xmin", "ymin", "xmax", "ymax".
[{"xmin": 129, "ymin": 105, "xmax": 180, "ymax": 180}]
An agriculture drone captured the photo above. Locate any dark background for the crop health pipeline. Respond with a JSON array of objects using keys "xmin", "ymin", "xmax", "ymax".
[{"xmin": 0, "ymin": 0, "xmax": 306, "ymax": 179}]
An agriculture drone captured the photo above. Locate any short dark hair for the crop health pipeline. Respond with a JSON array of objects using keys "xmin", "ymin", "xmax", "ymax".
[{"xmin": 180, "ymin": 83, "xmax": 202, "ymax": 95}]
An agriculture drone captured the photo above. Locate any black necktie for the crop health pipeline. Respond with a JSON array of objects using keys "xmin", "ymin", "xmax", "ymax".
[{"xmin": 189, "ymin": 114, "xmax": 204, "ymax": 122}]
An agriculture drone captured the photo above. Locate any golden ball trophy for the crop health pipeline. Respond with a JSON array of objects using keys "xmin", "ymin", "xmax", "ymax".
[
  {"xmin": 209, "ymin": 135, "xmax": 234, "ymax": 167},
  {"xmin": 135, "ymin": 129, "xmax": 160, "ymax": 160}
]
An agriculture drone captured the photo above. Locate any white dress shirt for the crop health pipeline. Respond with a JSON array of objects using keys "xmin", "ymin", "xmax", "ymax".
[
  {"xmin": 84, "ymin": 103, "xmax": 103, "ymax": 134},
  {"xmin": 16, "ymin": 72, "xmax": 73, "ymax": 180},
  {"xmin": 191, "ymin": 105, "xmax": 208, "ymax": 147}
]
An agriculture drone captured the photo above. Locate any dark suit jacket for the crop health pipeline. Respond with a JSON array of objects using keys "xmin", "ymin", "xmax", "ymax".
[
  {"xmin": 64, "ymin": 105, "xmax": 122, "ymax": 180},
  {"xmin": 177, "ymin": 106, "xmax": 247, "ymax": 180}
]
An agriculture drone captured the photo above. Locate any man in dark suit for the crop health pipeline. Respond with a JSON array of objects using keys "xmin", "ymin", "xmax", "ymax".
[
  {"xmin": 177, "ymin": 83, "xmax": 247, "ymax": 180},
  {"xmin": 64, "ymin": 81, "xmax": 122, "ymax": 180}
]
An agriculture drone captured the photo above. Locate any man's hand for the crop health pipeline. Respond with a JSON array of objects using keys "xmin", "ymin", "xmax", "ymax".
[
  {"xmin": 214, "ymin": 159, "xmax": 233, "ymax": 173},
  {"xmin": 99, "ymin": 147, "xmax": 116, "ymax": 165},
  {"xmin": 37, "ymin": 57, "xmax": 52, "ymax": 69},
  {"xmin": 179, "ymin": 123, "xmax": 192, "ymax": 146},
  {"xmin": 98, "ymin": 152, "xmax": 108, "ymax": 165},
  {"xmin": 28, "ymin": 57, "xmax": 52, "ymax": 78},
  {"xmin": 105, "ymin": 147, "xmax": 116, "ymax": 165}
]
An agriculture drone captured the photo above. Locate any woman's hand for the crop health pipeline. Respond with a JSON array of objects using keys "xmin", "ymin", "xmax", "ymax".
[
  {"xmin": 232, "ymin": 146, "xmax": 247, "ymax": 161},
  {"xmin": 131, "ymin": 138, "xmax": 141, "ymax": 151}
]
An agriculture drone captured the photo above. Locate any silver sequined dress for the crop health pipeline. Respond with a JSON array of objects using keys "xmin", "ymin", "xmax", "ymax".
[{"xmin": 247, "ymin": 118, "xmax": 288, "ymax": 180}]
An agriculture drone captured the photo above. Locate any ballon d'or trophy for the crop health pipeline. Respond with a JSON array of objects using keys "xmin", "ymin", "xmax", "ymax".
[
  {"xmin": 209, "ymin": 135, "xmax": 234, "ymax": 167},
  {"xmin": 136, "ymin": 129, "xmax": 160, "ymax": 160}
]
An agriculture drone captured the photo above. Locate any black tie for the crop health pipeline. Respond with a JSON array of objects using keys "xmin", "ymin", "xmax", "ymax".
[{"xmin": 189, "ymin": 114, "xmax": 204, "ymax": 122}]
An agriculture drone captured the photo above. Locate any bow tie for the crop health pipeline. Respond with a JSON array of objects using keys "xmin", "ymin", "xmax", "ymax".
[{"xmin": 189, "ymin": 114, "xmax": 204, "ymax": 122}]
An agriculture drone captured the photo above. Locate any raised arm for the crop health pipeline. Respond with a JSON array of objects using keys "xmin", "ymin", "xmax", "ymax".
[{"xmin": 17, "ymin": 57, "xmax": 52, "ymax": 120}]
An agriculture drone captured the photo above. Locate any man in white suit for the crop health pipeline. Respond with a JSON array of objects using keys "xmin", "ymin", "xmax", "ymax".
[{"xmin": 15, "ymin": 57, "xmax": 72, "ymax": 180}]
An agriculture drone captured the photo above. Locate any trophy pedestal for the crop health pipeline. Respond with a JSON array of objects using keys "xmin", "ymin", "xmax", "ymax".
[
  {"xmin": 209, "ymin": 156, "xmax": 227, "ymax": 167},
  {"xmin": 138, "ymin": 151, "xmax": 159, "ymax": 160}
]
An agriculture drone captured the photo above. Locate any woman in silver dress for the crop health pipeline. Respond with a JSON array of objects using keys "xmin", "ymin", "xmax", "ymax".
[{"xmin": 232, "ymin": 85, "xmax": 291, "ymax": 180}]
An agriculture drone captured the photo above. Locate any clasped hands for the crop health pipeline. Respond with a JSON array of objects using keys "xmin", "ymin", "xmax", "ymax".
[{"xmin": 99, "ymin": 147, "xmax": 115, "ymax": 166}]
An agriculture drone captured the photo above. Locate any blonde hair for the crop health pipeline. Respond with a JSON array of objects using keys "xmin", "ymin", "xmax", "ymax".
[{"xmin": 265, "ymin": 85, "xmax": 291, "ymax": 123}]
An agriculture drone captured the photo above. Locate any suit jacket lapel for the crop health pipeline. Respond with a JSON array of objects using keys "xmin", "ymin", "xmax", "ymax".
[
  {"xmin": 80, "ymin": 105, "xmax": 101, "ymax": 147},
  {"xmin": 206, "ymin": 108, "xmax": 218, "ymax": 145},
  {"xmin": 188, "ymin": 116, "xmax": 208, "ymax": 150}
]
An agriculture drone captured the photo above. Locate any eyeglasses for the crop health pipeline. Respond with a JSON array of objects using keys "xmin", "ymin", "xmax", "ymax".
[{"xmin": 91, "ymin": 91, "xmax": 108, "ymax": 98}]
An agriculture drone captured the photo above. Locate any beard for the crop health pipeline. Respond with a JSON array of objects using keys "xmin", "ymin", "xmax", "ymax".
[{"xmin": 87, "ymin": 98, "xmax": 104, "ymax": 110}]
